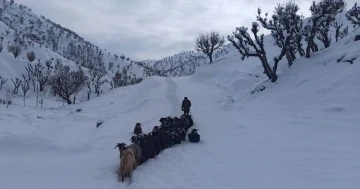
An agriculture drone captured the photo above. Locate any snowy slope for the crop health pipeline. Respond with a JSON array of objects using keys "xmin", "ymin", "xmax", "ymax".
[
  {"xmin": 1, "ymin": 28, "xmax": 360, "ymax": 189},
  {"xmin": 0, "ymin": 0, "xmax": 145, "ymax": 106},
  {"xmin": 140, "ymin": 45, "xmax": 231, "ymax": 76},
  {"xmin": 0, "ymin": 12, "xmax": 144, "ymax": 107},
  {"xmin": 1, "ymin": 1, "xmax": 360, "ymax": 189}
]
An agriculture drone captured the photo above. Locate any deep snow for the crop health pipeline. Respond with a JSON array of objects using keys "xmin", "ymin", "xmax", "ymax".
[
  {"xmin": 1, "ymin": 43, "xmax": 360, "ymax": 188},
  {"xmin": 1, "ymin": 5, "xmax": 360, "ymax": 189}
]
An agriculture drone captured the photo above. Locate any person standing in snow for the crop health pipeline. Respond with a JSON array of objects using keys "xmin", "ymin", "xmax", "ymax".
[{"xmin": 182, "ymin": 97, "xmax": 191, "ymax": 116}]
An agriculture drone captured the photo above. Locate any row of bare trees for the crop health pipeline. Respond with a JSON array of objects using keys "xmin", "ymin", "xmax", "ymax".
[
  {"xmin": 1, "ymin": 58, "xmax": 143, "ymax": 108},
  {"xmin": 195, "ymin": 0, "xmax": 359, "ymax": 83}
]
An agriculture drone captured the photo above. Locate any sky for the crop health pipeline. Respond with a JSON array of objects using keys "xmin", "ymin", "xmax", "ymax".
[{"xmin": 14, "ymin": 0, "xmax": 353, "ymax": 61}]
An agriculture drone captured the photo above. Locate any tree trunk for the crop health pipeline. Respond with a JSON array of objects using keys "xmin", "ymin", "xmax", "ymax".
[
  {"xmin": 23, "ymin": 98, "xmax": 25, "ymax": 107},
  {"xmin": 66, "ymin": 98, "xmax": 72, "ymax": 105},
  {"xmin": 36, "ymin": 84, "xmax": 39, "ymax": 107},
  {"xmin": 259, "ymin": 55, "xmax": 272, "ymax": 80},
  {"xmin": 306, "ymin": 40, "xmax": 312, "ymax": 58},
  {"xmin": 87, "ymin": 92, "xmax": 90, "ymax": 101},
  {"xmin": 289, "ymin": 50, "xmax": 296, "ymax": 61},
  {"xmin": 286, "ymin": 51, "xmax": 293, "ymax": 67},
  {"xmin": 208, "ymin": 54, "xmax": 213, "ymax": 64}
]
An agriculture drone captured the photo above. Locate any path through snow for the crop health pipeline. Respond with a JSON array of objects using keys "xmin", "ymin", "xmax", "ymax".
[{"xmin": 165, "ymin": 77, "xmax": 182, "ymax": 116}]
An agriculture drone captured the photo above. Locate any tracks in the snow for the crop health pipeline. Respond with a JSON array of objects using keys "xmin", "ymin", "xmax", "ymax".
[{"xmin": 165, "ymin": 78, "xmax": 182, "ymax": 116}]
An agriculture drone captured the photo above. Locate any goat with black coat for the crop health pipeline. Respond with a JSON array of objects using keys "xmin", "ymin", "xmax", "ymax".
[
  {"xmin": 188, "ymin": 129, "xmax": 200, "ymax": 143},
  {"xmin": 133, "ymin": 122, "xmax": 142, "ymax": 135},
  {"xmin": 130, "ymin": 134, "xmax": 157, "ymax": 163}
]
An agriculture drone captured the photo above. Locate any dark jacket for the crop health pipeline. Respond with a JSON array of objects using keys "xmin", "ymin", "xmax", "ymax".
[{"xmin": 182, "ymin": 99, "xmax": 191, "ymax": 111}]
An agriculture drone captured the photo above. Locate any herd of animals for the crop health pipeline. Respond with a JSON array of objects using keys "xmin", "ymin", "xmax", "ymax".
[{"xmin": 114, "ymin": 114, "xmax": 200, "ymax": 183}]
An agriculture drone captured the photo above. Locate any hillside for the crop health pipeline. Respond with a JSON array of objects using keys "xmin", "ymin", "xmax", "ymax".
[
  {"xmin": 0, "ymin": 0, "xmax": 145, "ymax": 106},
  {"xmin": 1, "ymin": 0, "xmax": 360, "ymax": 188},
  {"xmin": 0, "ymin": 0, "xmax": 143, "ymax": 70},
  {"xmin": 139, "ymin": 45, "xmax": 230, "ymax": 76},
  {"xmin": 1, "ymin": 28, "xmax": 359, "ymax": 188}
]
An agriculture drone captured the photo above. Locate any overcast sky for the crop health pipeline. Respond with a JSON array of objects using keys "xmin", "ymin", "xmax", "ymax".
[{"xmin": 14, "ymin": 0, "xmax": 351, "ymax": 61}]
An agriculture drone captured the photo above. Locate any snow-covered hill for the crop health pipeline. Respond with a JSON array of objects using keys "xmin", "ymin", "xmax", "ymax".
[
  {"xmin": 0, "ymin": 0, "xmax": 146, "ymax": 107},
  {"xmin": 139, "ymin": 45, "xmax": 231, "ymax": 77},
  {"xmin": 1, "ymin": 0, "xmax": 360, "ymax": 189},
  {"xmin": 1, "ymin": 28, "xmax": 359, "ymax": 188}
]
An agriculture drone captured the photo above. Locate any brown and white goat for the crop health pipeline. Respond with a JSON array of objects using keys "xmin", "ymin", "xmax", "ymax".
[{"xmin": 118, "ymin": 148, "xmax": 137, "ymax": 182}]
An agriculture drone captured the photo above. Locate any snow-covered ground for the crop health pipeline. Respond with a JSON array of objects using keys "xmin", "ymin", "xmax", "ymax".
[
  {"xmin": 1, "ymin": 28, "xmax": 360, "ymax": 189},
  {"xmin": 1, "ymin": 3, "xmax": 360, "ymax": 189}
]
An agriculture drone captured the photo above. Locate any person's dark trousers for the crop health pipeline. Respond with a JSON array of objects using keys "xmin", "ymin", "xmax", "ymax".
[{"xmin": 184, "ymin": 110, "xmax": 189, "ymax": 116}]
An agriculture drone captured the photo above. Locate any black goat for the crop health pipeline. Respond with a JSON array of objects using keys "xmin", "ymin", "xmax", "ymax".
[
  {"xmin": 134, "ymin": 122, "xmax": 142, "ymax": 135},
  {"xmin": 126, "ymin": 114, "xmax": 195, "ymax": 164},
  {"xmin": 188, "ymin": 129, "xmax": 200, "ymax": 143}
]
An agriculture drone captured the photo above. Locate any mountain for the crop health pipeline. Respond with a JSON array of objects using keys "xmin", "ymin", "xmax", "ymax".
[
  {"xmin": 0, "ymin": 0, "xmax": 145, "ymax": 104},
  {"xmin": 138, "ymin": 44, "xmax": 231, "ymax": 77},
  {"xmin": 1, "ymin": 0, "xmax": 360, "ymax": 189}
]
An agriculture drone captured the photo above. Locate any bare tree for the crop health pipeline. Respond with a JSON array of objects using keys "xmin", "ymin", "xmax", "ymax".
[
  {"xmin": 257, "ymin": 1, "xmax": 302, "ymax": 67},
  {"xmin": 39, "ymin": 86, "xmax": 49, "ymax": 108},
  {"xmin": 0, "ymin": 75, "xmax": 8, "ymax": 89},
  {"xmin": 108, "ymin": 62, "xmax": 114, "ymax": 73},
  {"xmin": 92, "ymin": 71, "xmax": 108, "ymax": 97},
  {"xmin": 4, "ymin": 88, "xmax": 15, "ymax": 108},
  {"xmin": 7, "ymin": 44, "xmax": 21, "ymax": 58},
  {"xmin": 26, "ymin": 51, "xmax": 36, "ymax": 62},
  {"xmin": 109, "ymin": 80, "xmax": 114, "ymax": 90},
  {"xmin": 332, "ymin": 20, "xmax": 348, "ymax": 42},
  {"xmin": 228, "ymin": 23, "xmax": 273, "ymax": 80},
  {"xmin": 195, "ymin": 31, "xmax": 225, "ymax": 64},
  {"xmin": 21, "ymin": 79, "xmax": 30, "ymax": 106},
  {"xmin": 86, "ymin": 81, "xmax": 91, "ymax": 100},
  {"xmin": 11, "ymin": 78, "xmax": 22, "ymax": 94},
  {"xmin": 48, "ymin": 64, "xmax": 88, "ymax": 104}
]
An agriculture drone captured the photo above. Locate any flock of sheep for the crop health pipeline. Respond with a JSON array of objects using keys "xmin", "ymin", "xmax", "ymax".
[{"xmin": 114, "ymin": 114, "xmax": 200, "ymax": 183}]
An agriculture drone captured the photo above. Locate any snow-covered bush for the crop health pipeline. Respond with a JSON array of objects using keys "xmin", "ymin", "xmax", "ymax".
[
  {"xmin": 257, "ymin": 1, "xmax": 303, "ymax": 67},
  {"xmin": 346, "ymin": 3, "xmax": 360, "ymax": 28},
  {"xmin": 302, "ymin": 0, "xmax": 345, "ymax": 58},
  {"xmin": 228, "ymin": 23, "xmax": 277, "ymax": 81}
]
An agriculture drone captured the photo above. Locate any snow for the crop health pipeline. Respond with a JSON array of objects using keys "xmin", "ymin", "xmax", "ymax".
[{"xmin": 1, "ymin": 2, "xmax": 360, "ymax": 189}]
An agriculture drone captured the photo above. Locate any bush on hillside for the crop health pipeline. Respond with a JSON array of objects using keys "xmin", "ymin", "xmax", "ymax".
[
  {"xmin": 7, "ymin": 44, "xmax": 21, "ymax": 58},
  {"xmin": 48, "ymin": 64, "xmax": 88, "ymax": 105},
  {"xmin": 26, "ymin": 51, "xmax": 36, "ymax": 62}
]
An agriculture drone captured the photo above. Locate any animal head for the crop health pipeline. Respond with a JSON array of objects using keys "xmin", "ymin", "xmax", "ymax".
[
  {"xmin": 114, "ymin": 143, "xmax": 127, "ymax": 151},
  {"xmin": 159, "ymin": 118, "xmax": 166, "ymax": 123},
  {"xmin": 191, "ymin": 129, "xmax": 198, "ymax": 134},
  {"xmin": 135, "ymin": 122, "xmax": 142, "ymax": 128},
  {"xmin": 130, "ymin": 136, "xmax": 136, "ymax": 143},
  {"xmin": 152, "ymin": 126, "xmax": 159, "ymax": 132}
]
